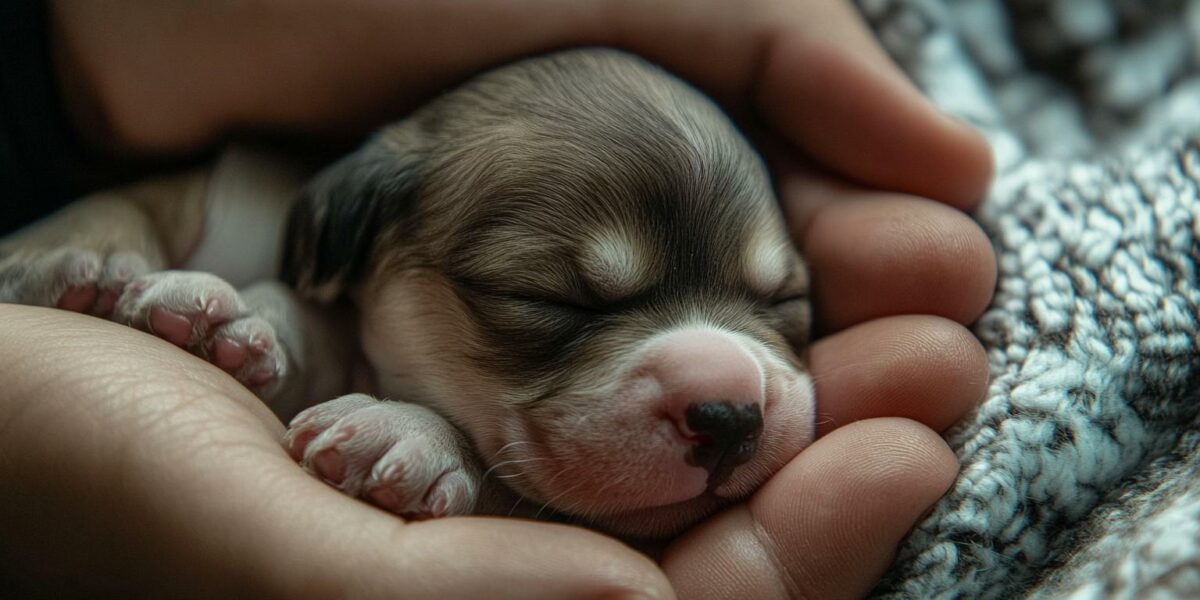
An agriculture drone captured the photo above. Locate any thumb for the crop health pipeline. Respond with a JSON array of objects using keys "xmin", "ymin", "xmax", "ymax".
[
  {"xmin": 249, "ymin": 473, "xmax": 676, "ymax": 599},
  {"xmin": 0, "ymin": 306, "xmax": 671, "ymax": 599},
  {"xmin": 754, "ymin": 7, "xmax": 993, "ymax": 209}
]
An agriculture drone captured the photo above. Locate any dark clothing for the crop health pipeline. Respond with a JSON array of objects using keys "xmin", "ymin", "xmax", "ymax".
[{"xmin": 0, "ymin": 0, "xmax": 93, "ymax": 234}]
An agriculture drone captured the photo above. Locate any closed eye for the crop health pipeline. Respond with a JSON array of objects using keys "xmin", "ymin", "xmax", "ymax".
[
  {"xmin": 509, "ymin": 294, "xmax": 603, "ymax": 316},
  {"xmin": 771, "ymin": 293, "xmax": 807, "ymax": 306},
  {"xmin": 452, "ymin": 275, "xmax": 599, "ymax": 312},
  {"xmin": 764, "ymin": 295, "xmax": 811, "ymax": 347}
]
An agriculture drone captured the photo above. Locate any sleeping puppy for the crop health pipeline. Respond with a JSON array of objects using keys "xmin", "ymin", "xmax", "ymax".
[{"xmin": 0, "ymin": 49, "xmax": 815, "ymax": 540}]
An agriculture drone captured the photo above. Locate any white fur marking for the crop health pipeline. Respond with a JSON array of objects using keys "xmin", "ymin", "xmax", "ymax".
[
  {"xmin": 183, "ymin": 146, "xmax": 309, "ymax": 288},
  {"xmin": 580, "ymin": 230, "xmax": 652, "ymax": 300},
  {"xmin": 745, "ymin": 233, "xmax": 790, "ymax": 296}
]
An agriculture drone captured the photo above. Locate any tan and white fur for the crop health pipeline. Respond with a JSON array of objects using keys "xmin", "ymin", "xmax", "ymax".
[{"xmin": 0, "ymin": 49, "xmax": 815, "ymax": 540}]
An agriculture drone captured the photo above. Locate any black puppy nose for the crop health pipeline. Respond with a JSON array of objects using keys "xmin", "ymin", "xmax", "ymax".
[{"xmin": 683, "ymin": 402, "xmax": 763, "ymax": 491}]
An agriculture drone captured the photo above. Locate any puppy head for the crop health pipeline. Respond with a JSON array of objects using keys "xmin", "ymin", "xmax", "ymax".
[{"xmin": 284, "ymin": 49, "xmax": 815, "ymax": 539}]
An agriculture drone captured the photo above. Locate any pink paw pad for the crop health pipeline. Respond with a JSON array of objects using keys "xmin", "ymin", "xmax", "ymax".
[
  {"xmin": 206, "ymin": 317, "xmax": 285, "ymax": 391},
  {"xmin": 57, "ymin": 285, "xmax": 99, "ymax": 312},
  {"xmin": 46, "ymin": 250, "xmax": 148, "ymax": 316},
  {"xmin": 149, "ymin": 308, "xmax": 199, "ymax": 347},
  {"xmin": 313, "ymin": 447, "xmax": 348, "ymax": 484},
  {"xmin": 286, "ymin": 396, "xmax": 481, "ymax": 519},
  {"xmin": 212, "ymin": 337, "xmax": 249, "ymax": 371},
  {"xmin": 112, "ymin": 272, "xmax": 287, "ymax": 391}
]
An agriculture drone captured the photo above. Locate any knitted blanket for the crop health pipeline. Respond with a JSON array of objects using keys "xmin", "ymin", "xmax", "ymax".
[{"xmin": 861, "ymin": 0, "xmax": 1200, "ymax": 597}]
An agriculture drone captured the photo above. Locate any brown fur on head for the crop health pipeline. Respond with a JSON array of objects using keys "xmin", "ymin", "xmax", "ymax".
[{"xmin": 282, "ymin": 48, "xmax": 814, "ymax": 538}]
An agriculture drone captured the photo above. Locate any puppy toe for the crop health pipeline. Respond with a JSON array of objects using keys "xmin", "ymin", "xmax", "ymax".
[
  {"xmin": 300, "ymin": 411, "xmax": 394, "ymax": 494},
  {"xmin": 425, "ymin": 471, "xmax": 477, "ymax": 518},
  {"xmin": 365, "ymin": 441, "xmax": 444, "ymax": 515},
  {"xmin": 288, "ymin": 398, "xmax": 481, "ymax": 518},
  {"xmin": 57, "ymin": 283, "xmax": 99, "ymax": 312},
  {"xmin": 94, "ymin": 251, "xmax": 150, "ymax": 317},
  {"xmin": 60, "ymin": 249, "xmax": 101, "ymax": 285},
  {"xmin": 207, "ymin": 315, "xmax": 288, "ymax": 393},
  {"xmin": 367, "ymin": 453, "xmax": 476, "ymax": 519},
  {"xmin": 114, "ymin": 271, "xmax": 243, "ymax": 347},
  {"xmin": 50, "ymin": 249, "xmax": 101, "ymax": 311},
  {"xmin": 285, "ymin": 394, "xmax": 378, "ymax": 459},
  {"xmin": 309, "ymin": 434, "xmax": 353, "ymax": 484},
  {"xmin": 148, "ymin": 307, "xmax": 195, "ymax": 347}
]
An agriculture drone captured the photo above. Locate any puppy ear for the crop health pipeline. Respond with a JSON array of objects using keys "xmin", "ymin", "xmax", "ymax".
[{"xmin": 281, "ymin": 140, "xmax": 421, "ymax": 303}]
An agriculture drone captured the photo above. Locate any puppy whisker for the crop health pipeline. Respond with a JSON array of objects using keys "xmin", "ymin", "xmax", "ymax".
[
  {"xmin": 495, "ymin": 472, "xmax": 531, "ymax": 480},
  {"xmin": 507, "ymin": 495, "xmax": 526, "ymax": 517},
  {"xmin": 535, "ymin": 479, "xmax": 587, "ymax": 520},
  {"xmin": 483, "ymin": 457, "xmax": 547, "ymax": 481},
  {"xmin": 489, "ymin": 440, "xmax": 541, "ymax": 462}
]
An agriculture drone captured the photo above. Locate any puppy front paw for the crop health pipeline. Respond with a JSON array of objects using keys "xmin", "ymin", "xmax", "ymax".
[
  {"xmin": 0, "ymin": 247, "xmax": 149, "ymax": 315},
  {"xmin": 113, "ymin": 270, "xmax": 287, "ymax": 394},
  {"xmin": 285, "ymin": 394, "xmax": 481, "ymax": 519}
]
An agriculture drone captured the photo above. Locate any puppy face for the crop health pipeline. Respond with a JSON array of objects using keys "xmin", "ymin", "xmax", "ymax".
[{"xmin": 284, "ymin": 49, "xmax": 815, "ymax": 538}]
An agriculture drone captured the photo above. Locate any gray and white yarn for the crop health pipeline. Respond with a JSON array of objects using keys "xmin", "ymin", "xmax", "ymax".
[{"xmin": 853, "ymin": 0, "xmax": 1200, "ymax": 597}]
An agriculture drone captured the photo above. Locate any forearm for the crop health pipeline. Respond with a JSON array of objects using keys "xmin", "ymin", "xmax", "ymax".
[
  {"xmin": 49, "ymin": 0, "xmax": 611, "ymax": 155},
  {"xmin": 48, "ymin": 0, "xmax": 991, "ymax": 206}
]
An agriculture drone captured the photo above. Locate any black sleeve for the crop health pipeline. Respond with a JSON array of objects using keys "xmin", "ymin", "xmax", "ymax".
[{"xmin": 0, "ymin": 0, "xmax": 106, "ymax": 235}]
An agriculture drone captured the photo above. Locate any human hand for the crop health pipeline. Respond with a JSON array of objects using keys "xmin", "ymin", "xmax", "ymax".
[
  {"xmin": 617, "ymin": 3, "xmax": 995, "ymax": 596},
  {"xmin": 35, "ymin": 1, "xmax": 995, "ymax": 597},
  {"xmin": 0, "ymin": 305, "xmax": 673, "ymax": 598},
  {"xmin": 661, "ymin": 157, "xmax": 993, "ymax": 599},
  {"xmin": 54, "ymin": 0, "xmax": 989, "ymax": 208},
  {"xmin": 0, "ymin": 295, "xmax": 978, "ymax": 600}
]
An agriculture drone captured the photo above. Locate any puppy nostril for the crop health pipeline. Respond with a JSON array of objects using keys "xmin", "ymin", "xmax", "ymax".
[{"xmin": 682, "ymin": 401, "xmax": 763, "ymax": 492}]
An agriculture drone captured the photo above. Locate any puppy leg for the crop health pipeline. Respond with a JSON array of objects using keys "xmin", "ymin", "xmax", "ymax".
[
  {"xmin": 0, "ymin": 170, "xmax": 203, "ymax": 312},
  {"xmin": 239, "ymin": 281, "xmax": 359, "ymax": 420},
  {"xmin": 0, "ymin": 248, "xmax": 150, "ymax": 315},
  {"xmin": 285, "ymin": 394, "xmax": 482, "ymax": 519},
  {"xmin": 111, "ymin": 271, "xmax": 284, "ymax": 390},
  {"xmin": 109, "ymin": 271, "xmax": 356, "ymax": 418}
]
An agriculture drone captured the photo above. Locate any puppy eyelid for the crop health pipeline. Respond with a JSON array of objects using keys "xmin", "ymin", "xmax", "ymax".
[
  {"xmin": 767, "ymin": 263, "xmax": 809, "ymax": 304},
  {"xmin": 485, "ymin": 288, "xmax": 604, "ymax": 315},
  {"xmin": 524, "ymin": 294, "xmax": 604, "ymax": 314},
  {"xmin": 766, "ymin": 282, "xmax": 803, "ymax": 304},
  {"xmin": 771, "ymin": 294, "xmax": 807, "ymax": 307}
]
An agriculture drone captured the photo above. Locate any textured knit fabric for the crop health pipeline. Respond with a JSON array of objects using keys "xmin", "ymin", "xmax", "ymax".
[{"xmin": 860, "ymin": 0, "xmax": 1200, "ymax": 597}]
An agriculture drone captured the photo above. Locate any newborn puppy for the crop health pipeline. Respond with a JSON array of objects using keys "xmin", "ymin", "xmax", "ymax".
[
  {"xmin": 280, "ymin": 48, "xmax": 816, "ymax": 538},
  {"xmin": 0, "ymin": 49, "xmax": 815, "ymax": 540}
]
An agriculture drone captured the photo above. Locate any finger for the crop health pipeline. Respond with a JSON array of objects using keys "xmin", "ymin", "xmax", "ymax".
[
  {"xmin": 254, "ymin": 473, "xmax": 674, "ymax": 599},
  {"xmin": 776, "ymin": 164, "xmax": 996, "ymax": 331},
  {"xmin": 661, "ymin": 418, "xmax": 957, "ymax": 600},
  {"xmin": 0, "ymin": 306, "xmax": 672, "ymax": 599},
  {"xmin": 608, "ymin": 0, "xmax": 993, "ymax": 208},
  {"xmin": 757, "ymin": 29, "xmax": 993, "ymax": 209},
  {"xmin": 809, "ymin": 315, "xmax": 988, "ymax": 436}
]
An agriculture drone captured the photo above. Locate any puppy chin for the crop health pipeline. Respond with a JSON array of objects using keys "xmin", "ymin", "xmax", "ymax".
[
  {"xmin": 495, "ymin": 350, "xmax": 815, "ymax": 539},
  {"xmin": 579, "ymin": 493, "xmax": 729, "ymax": 540}
]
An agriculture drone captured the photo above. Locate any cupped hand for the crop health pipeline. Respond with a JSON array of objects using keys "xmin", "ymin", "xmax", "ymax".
[
  {"xmin": 58, "ymin": 0, "xmax": 991, "ymax": 211},
  {"xmin": 638, "ymin": 2, "xmax": 997, "ymax": 597},
  {"xmin": 0, "ymin": 305, "xmax": 672, "ymax": 598},
  {"xmin": 30, "ymin": 0, "xmax": 997, "ymax": 597}
]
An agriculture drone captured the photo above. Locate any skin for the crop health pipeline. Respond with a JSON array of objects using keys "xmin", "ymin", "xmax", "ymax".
[{"xmin": 4, "ymin": 0, "xmax": 996, "ymax": 597}]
